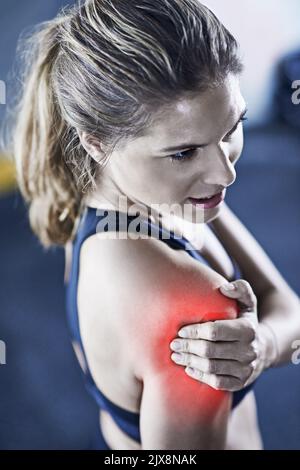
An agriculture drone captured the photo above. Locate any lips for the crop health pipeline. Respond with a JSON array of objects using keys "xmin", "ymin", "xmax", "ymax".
[
  {"xmin": 195, "ymin": 193, "xmax": 219, "ymax": 200},
  {"xmin": 188, "ymin": 189, "xmax": 226, "ymax": 209}
]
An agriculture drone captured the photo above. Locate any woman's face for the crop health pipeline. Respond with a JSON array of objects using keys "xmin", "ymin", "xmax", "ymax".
[{"xmin": 86, "ymin": 73, "xmax": 247, "ymax": 225}]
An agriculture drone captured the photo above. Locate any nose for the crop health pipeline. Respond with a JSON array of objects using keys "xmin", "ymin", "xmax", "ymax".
[{"xmin": 203, "ymin": 143, "xmax": 236, "ymax": 188}]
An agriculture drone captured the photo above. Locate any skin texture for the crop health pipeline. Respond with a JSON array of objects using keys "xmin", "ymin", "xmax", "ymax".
[
  {"xmin": 76, "ymin": 72, "xmax": 300, "ymax": 448},
  {"xmin": 80, "ymin": 74, "xmax": 246, "ymax": 226},
  {"xmin": 171, "ymin": 279, "xmax": 262, "ymax": 390},
  {"xmin": 132, "ymin": 248, "xmax": 237, "ymax": 449},
  {"xmin": 78, "ymin": 232, "xmax": 239, "ymax": 449}
]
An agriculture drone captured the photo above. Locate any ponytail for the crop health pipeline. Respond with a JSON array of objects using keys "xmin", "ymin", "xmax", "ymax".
[{"xmin": 11, "ymin": 14, "xmax": 86, "ymax": 247}]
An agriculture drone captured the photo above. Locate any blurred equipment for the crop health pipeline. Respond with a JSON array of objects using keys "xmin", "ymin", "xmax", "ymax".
[{"xmin": 0, "ymin": 154, "xmax": 16, "ymax": 194}]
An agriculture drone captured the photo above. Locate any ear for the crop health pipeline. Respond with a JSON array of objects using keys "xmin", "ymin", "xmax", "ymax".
[{"xmin": 77, "ymin": 130, "xmax": 106, "ymax": 163}]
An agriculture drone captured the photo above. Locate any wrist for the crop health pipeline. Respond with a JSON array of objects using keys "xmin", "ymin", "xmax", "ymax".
[{"xmin": 257, "ymin": 322, "xmax": 279, "ymax": 369}]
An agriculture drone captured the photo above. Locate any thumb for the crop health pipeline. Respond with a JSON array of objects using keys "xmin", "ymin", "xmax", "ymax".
[
  {"xmin": 220, "ymin": 280, "xmax": 258, "ymax": 323},
  {"xmin": 219, "ymin": 282, "xmax": 237, "ymax": 296}
]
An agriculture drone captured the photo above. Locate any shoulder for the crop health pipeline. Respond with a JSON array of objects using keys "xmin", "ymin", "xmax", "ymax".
[
  {"xmin": 79, "ymin": 231, "xmax": 238, "ymax": 367},
  {"xmin": 79, "ymin": 230, "xmax": 185, "ymax": 290},
  {"xmin": 79, "ymin": 229, "xmax": 223, "ymax": 304}
]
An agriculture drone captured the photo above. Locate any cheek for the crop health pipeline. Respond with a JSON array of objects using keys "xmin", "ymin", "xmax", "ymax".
[
  {"xmin": 113, "ymin": 155, "xmax": 195, "ymax": 204},
  {"xmin": 153, "ymin": 165, "xmax": 196, "ymax": 202},
  {"xmin": 137, "ymin": 161, "xmax": 189, "ymax": 197},
  {"xmin": 231, "ymin": 131, "xmax": 244, "ymax": 162},
  {"xmin": 112, "ymin": 156, "xmax": 147, "ymax": 191}
]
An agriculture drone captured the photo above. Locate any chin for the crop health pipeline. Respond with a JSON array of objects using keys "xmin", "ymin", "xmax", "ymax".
[{"xmin": 181, "ymin": 201, "xmax": 223, "ymax": 225}]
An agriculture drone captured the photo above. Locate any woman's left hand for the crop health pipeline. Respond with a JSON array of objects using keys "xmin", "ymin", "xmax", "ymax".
[{"xmin": 170, "ymin": 279, "xmax": 267, "ymax": 391}]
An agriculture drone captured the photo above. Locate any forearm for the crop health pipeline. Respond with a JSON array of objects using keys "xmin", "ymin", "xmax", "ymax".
[{"xmin": 257, "ymin": 288, "xmax": 300, "ymax": 368}]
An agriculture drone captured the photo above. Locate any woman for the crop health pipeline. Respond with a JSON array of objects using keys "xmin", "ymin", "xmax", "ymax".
[{"xmin": 10, "ymin": 0, "xmax": 300, "ymax": 450}]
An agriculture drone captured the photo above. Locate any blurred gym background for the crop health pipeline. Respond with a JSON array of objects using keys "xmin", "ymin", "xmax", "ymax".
[{"xmin": 0, "ymin": 0, "xmax": 299, "ymax": 449}]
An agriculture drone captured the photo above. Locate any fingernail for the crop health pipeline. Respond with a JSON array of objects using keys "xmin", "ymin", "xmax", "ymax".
[
  {"xmin": 171, "ymin": 353, "xmax": 182, "ymax": 362},
  {"xmin": 178, "ymin": 329, "xmax": 188, "ymax": 338},
  {"xmin": 170, "ymin": 340, "xmax": 181, "ymax": 351}
]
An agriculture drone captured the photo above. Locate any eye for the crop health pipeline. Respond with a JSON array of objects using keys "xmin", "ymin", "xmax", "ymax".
[
  {"xmin": 223, "ymin": 115, "xmax": 248, "ymax": 142},
  {"xmin": 169, "ymin": 148, "xmax": 197, "ymax": 164}
]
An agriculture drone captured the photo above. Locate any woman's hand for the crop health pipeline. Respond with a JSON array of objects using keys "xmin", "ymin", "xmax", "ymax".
[{"xmin": 169, "ymin": 279, "xmax": 268, "ymax": 391}]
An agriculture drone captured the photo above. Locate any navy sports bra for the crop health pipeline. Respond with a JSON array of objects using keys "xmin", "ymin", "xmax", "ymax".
[{"xmin": 65, "ymin": 206, "xmax": 255, "ymax": 444}]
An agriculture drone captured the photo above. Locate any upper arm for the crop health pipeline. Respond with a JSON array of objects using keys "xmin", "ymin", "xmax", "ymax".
[
  {"xmin": 139, "ymin": 365, "xmax": 231, "ymax": 449},
  {"xmin": 107, "ymin": 237, "xmax": 239, "ymax": 450}
]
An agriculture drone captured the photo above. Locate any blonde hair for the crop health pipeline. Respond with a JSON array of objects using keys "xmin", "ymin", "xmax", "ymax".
[{"xmin": 5, "ymin": 0, "xmax": 242, "ymax": 247}]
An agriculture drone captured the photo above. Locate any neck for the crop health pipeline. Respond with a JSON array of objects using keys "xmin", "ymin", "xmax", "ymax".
[{"xmin": 84, "ymin": 191, "xmax": 206, "ymax": 250}]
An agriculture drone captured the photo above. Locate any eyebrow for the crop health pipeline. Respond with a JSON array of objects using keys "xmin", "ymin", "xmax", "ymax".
[{"xmin": 159, "ymin": 107, "xmax": 248, "ymax": 153}]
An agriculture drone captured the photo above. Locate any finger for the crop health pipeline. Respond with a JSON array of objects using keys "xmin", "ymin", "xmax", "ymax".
[
  {"xmin": 184, "ymin": 368, "xmax": 243, "ymax": 392},
  {"xmin": 171, "ymin": 354, "xmax": 254, "ymax": 381},
  {"xmin": 219, "ymin": 279, "xmax": 257, "ymax": 310},
  {"xmin": 170, "ymin": 339, "xmax": 256, "ymax": 362},
  {"xmin": 177, "ymin": 318, "xmax": 256, "ymax": 342},
  {"xmin": 219, "ymin": 280, "xmax": 258, "ymax": 326},
  {"xmin": 178, "ymin": 319, "xmax": 251, "ymax": 342}
]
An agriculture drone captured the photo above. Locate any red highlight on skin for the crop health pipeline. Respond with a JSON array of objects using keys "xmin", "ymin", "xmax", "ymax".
[{"xmin": 132, "ymin": 274, "xmax": 239, "ymax": 427}]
